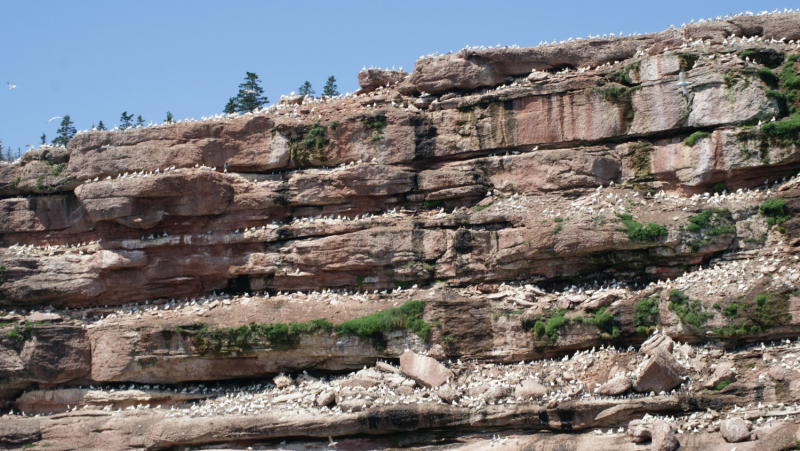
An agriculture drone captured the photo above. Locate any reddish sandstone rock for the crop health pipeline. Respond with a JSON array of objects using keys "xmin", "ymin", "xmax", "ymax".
[
  {"xmin": 75, "ymin": 170, "xmax": 234, "ymax": 228},
  {"xmin": 400, "ymin": 350, "xmax": 453, "ymax": 388},
  {"xmin": 18, "ymin": 325, "xmax": 91, "ymax": 384},
  {"xmin": 597, "ymin": 375, "xmax": 632, "ymax": 396},
  {"xmin": 515, "ymin": 379, "xmax": 548, "ymax": 399},
  {"xmin": 720, "ymin": 417, "xmax": 750, "ymax": 443},
  {"xmin": 0, "ymin": 418, "xmax": 40, "ymax": 446},
  {"xmin": 437, "ymin": 384, "xmax": 460, "ymax": 403},
  {"xmin": 633, "ymin": 347, "xmax": 686, "ymax": 393},
  {"xmin": 704, "ymin": 362, "xmax": 737, "ymax": 389},
  {"xmin": 651, "ymin": 420, "xmax": 679, "ymax": 451},
  {"xmin": 639, "ymin": 333, "xmax": 673, "ymax": 356},
  {"xmin": 357, "ymin": 68, "xmax": 408, "ymax": 93},
  {"xmin": 273, "ymin": 374, "xmax": 293, "ymax": 389},
  {"xmin": 627, "ymin": 419, "xmax": 651, "ymax": 443}
]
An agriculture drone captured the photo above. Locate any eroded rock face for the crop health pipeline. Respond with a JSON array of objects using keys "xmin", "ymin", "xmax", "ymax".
[
  {"xmin": 2, "ymin": 11, "xmax": 800, "ymax": 451},
  {"xmin": 0, "ymin": 419, "xmax": 40, "ymax": 446},
  {"xmin": 18, "ymin": 325, "xmax": 91, "ymax": 384}
]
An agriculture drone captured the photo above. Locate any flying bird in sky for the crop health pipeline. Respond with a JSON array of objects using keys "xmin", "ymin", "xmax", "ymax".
[
  {"xmin": 47, "ymin": 117, "xmax": 62, "ymax": 123},
  {"xmin": 7, "ymin": 82, "xmax": 16, "ymax": 90}
]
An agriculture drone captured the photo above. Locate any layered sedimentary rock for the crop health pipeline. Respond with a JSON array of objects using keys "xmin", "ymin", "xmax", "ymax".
[{"xmin": 2, "ymin": 11, "xmax": 800, "ymax": 451}]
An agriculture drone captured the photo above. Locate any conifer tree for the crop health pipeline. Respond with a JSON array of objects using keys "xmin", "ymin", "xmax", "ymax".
[
  {"xmin": 0, "ymin": 140, "xmax": 4, "ymax": 162},
  {"xmin": 223, "ymin": 72, "xmax": 268, "ymax": 113},
  {"xmin": 52, "ymin": 115, "xmax": 76, "ymax": 146},
  {"xmin": 40, "ymin": 133, "xmax": 46, "ymax": 145},
  {"xmin": 136, "ymin": 115, "xmax": 146, "ymax": 127},
  {"xmin": 119, "ymin": 111, "xmax": 134, "ymax": 130},
  {"xmin": 165, "ymin": 111, "xmax": 174, "ymax": 123},
  {"xmin": 97, "ymin": 121, "xmax": 106, "ymax": 131},
  {"xmin": 223, "ymin": 98, "xmax": 236, "ymax": 114},
  {"xmin": 323, "ymin": 76, "xmax": 339, "ymax": 97},
  {"xmin": 298, "ymin": 81, "xmax": 315, "ymax": 97}
]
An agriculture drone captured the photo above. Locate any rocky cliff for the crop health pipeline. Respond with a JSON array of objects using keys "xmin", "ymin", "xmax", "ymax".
[{"xmin": 3, "ymin": 11, "xmax": 800, "ymax": 451}]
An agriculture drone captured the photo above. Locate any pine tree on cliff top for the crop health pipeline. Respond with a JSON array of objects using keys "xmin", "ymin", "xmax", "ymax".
[
  {"xmin": 323, "ymin": 76, "xmax": 339, "ymax": 97},
  {"xmin": 119, "ymin": 111, "xmax": 134, "ymax": 130},
  {"xmin": 224, "ymin": 72, "xmax": 268, "ymax": 113},
  {"xmin": 97, "ymin": 120, "xmax": 106, "ymax": 131},
  {"xmin": 298, "ymin": 81, "xmax": 315, "ymax": 97},
  {"xmin": 52, "ymin": 115, "xmax": 76, "ymax": 146}
]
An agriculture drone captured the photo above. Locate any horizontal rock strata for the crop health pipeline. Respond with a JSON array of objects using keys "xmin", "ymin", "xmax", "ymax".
[{"xmin": 3, "ymin": 10, "xmax": 800, "ymax": 451}]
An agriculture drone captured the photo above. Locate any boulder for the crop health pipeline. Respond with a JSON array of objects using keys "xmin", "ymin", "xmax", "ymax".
[
  {"xmin": 597, "ymin": 375, "xmax": 632, "ymax": 396},
  {"xmin": 483, "ymin": 385, "xmax": 513, "ymax": 402},
  {"xmin": 376, "ymin": 361, "xmax": 401, "ymax": 374},
  {"xmin": 316, "ymin": 391, "xmax": 335, "ymax": 407},
  {"xmin": 639, "ymin": 333, "xmax": 673, "ymax": 356},
  {"xmin": 769, "ymin": 365, "xmax": 787, "ymax": 381},
  {"xmin": 400, "ymin": 350, "xmax": 453, "ymax": 388},
  {"xmin": 627, "ymin": 419, "xmax": 651, "ymax": 443},
  {"xmin": 651, "ymin": 420, "xmax": 679, "ymax": 451},
  {"xmin": 437, "ymin": 384, "xmax": 460, "ymax": 403},
  {"xmin": 336, "ymin": 398, "xmax": 366, "ymax": 413},
  {"xmin": 789, "ymin": 378, "xmax": 800, "ymax": 401},
  {"xmin": 515, "ymin": 379, "xmax": 547, "ymax": 399},
  {"xmin": 273, "ymin": 374, "xmax": 293, "ymax": 389},
  {"xmin": 633, "ymin": 347, "xmax": 686, "ymax": 393},
  {"xmin": 704, "ymin": 362, "xmax": 737, "ymax": 389},
  {"xmin": 428, "ymin": 344, "xmax": 446, "ymax": 361},
  {"xmin": 357, "ymin": 68, "xmax": 408, "ymax": 93},
  {"xmin": 720, "ymin": 418, "xmax": 750, "ymax": 443}
]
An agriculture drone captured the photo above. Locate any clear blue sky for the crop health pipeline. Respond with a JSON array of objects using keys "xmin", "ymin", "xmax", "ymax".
[{"xmin": 0, "ymin": 0, "xmax": 792, "ymax": 154}]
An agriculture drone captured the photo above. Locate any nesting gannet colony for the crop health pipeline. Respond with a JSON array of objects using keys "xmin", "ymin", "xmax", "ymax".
[{"xmin": 3, "ymin": 9, "xmax": 800, "ymax": 451}]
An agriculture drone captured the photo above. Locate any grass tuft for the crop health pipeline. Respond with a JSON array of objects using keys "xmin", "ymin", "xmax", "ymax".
[{"xmin": 684, "ymin": 131, "xmax": 711, "ymax": 147}]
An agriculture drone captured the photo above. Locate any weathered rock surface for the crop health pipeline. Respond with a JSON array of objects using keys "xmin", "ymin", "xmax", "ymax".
[
  {"xmin": 705, "ymin": 362, "xmax": 737, "ymax": 389},
  {"xmin": 2, "ymin": 11, "xmax": 800, "ymax": 451},
  {"xmin": 651, "ymin": 420, "xmax": 679, "ymax": 451},
  {"xmin": 720, "ymin": 417, "xmax": 751, "ymax": 443},
  {"xmin": 598, "ymin": 375, "xmax": 633, "ymax": 396},
  {"xmin": 633, "ymin": 347, "xmax": 686, "ymax": 393}
]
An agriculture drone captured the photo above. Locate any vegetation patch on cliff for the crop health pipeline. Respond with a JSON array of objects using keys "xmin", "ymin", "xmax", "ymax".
[
  {"xmin": 629, "ymin": 142, "xmax": 653, "ymax": 180},
  {"xmin": 189, "ymin": 300, "xmax": 430, "ymax": 353},
  {"xmin": 634, "ymin": 294, "xmax": 660, "ymax": 335},
  {"xmin": 677, "ymin": 53, "xmax": 700, "ymax": 71},
  {"xmin": 335, "ymin": 299, "xmax": 430, "ymax": 346},
  {"xmin": 682, "ymin": 208, "xmax": 735, "ymax": 251},
  {"xmin": 684, "ymin": 131, "xmax": 711, "ymax": 147},
  {"xmin": 191, "ymin": 319, "xmax": 333, "ymax": 353},
  {"xmin": 712, "ymin": 290, "xmax": 791, "ymax": 337},
  {"xmin": 360, "ymin": 112, "xmax": 387, "ymax": 141},
  {"xmin": 667, "ymin": 289, "xmax": 712, "ymax": 328},
  {"xmin": 288, "ymin": 122, "xmax": 329, "ymax": 166},
  {"xmin": 760, "ymin": 198, "xmax": 791, "ymax": 232},
  {"xmin": 529, "ymin": 306, "xmax": 619, "ymax": 343},
  {"xmin": 615, "ymin": 213, "xmax": 668, "ymax": 241}
]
